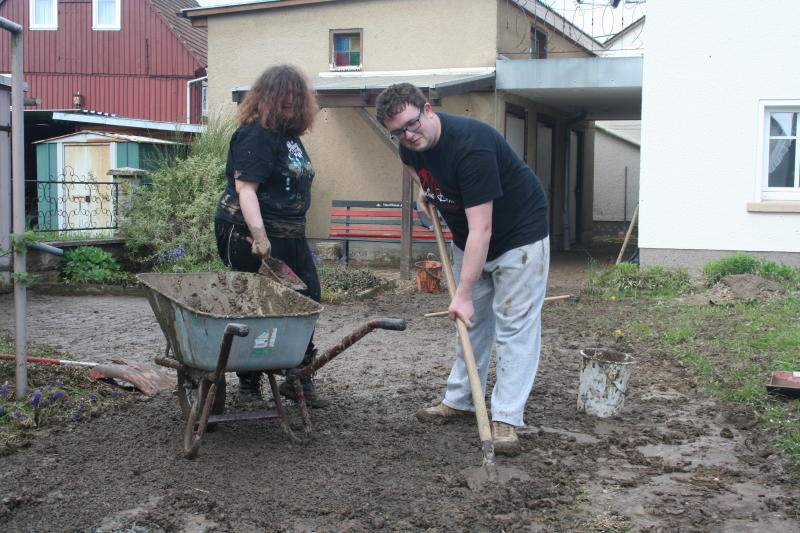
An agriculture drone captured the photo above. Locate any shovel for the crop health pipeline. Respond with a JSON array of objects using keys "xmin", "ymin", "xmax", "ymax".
[
  {"xmin": 0, "ymin": 354, "xmax": 176, "ymax": 395},
  {"xmin": 428, "ymin": 206, "xmax": 530, "ymax": 490},
  {"xmin": 258, "ymin": 256, "xmax": 308, "ymax": 292}
]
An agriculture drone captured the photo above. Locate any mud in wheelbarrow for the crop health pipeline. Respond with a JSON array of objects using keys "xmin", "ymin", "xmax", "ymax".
[{"xmin": 137, "ymin": 272, "xmax": 405, "ymax": 459}]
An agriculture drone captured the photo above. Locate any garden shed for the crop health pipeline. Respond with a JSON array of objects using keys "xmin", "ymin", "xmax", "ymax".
[{"xmin": 34, "ymin": 131, "xmax": 181, "ymax": 233}]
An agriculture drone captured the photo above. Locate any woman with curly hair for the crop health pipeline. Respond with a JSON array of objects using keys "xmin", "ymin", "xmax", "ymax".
[{"xmin": 214, "ymin": 64, "xmax": 327, "ymax": 407}]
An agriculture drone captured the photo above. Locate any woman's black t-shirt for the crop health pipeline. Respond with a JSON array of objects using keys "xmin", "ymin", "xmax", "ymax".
[
  {"xmin": 400, "ymin": 113, "xmax": 548, "ymax": 260},
  {"xmin": 216, "ymin": 124, "xmax": 314, "ymax": 238}
]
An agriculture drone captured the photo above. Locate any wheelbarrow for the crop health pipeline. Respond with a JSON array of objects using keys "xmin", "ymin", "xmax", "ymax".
[{"xmin": 136, "ymin": 272, "xmax": 405, "ymax": 459}]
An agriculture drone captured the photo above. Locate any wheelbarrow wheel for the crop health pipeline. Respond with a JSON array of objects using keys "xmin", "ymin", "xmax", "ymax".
[{"xmin": 177, "ymin": 370, "xmax": 225, "ymax": 420}]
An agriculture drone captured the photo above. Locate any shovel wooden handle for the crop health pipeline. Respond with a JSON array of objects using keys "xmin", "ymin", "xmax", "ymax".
[{"xmin": 429, "ymin": 208, "xmax": 496, "ymax": 472}]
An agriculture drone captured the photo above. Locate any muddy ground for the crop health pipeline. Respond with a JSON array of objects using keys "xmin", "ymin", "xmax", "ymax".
[{"xmin": 1, "ymin": 252, "xmax": 798, "ymax": 532}]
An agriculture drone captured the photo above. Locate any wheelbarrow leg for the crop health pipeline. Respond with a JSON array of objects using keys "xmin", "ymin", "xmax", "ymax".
[
  {"xmin": 288, "ymin": 375, "xmax": 312, "ymax": 442},
  {"xmin": 266, "ymin": 373, "xmax": 301, "ymax": 445},
  {"xmin": 182, "ymin": 323, "xmax": 249, "ymax": 459}
]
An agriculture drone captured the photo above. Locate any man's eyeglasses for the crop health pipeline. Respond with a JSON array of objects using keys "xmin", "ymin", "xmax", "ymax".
[{"xmin": 389, "ymin": 107, "xmax": 424, "ymax": 139}]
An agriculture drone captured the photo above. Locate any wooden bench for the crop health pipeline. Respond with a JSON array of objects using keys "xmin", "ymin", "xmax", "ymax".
[{"xmin": 329, "ymin": 200, "xmax": 452, "ymax": 261}]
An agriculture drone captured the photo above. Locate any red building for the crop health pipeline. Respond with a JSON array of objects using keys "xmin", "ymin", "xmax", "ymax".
[{"xmin": 0, "ymin": 0, "xmax": 207, "ymax": 124}]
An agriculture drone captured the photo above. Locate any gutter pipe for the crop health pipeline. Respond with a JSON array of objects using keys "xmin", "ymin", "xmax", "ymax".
[
  {"xmin": 0, "ymin": 16, "xmax": 27, "ymax": 398},
  {"xmin": 186, "ymin": 75, "xmax": 207, "ymax": 124}
]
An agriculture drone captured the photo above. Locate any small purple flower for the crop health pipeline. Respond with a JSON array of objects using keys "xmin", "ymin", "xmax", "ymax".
[
  {"xmin": 52, "ymin": 391, "xmax": 64, "ymax": 401},
  {"xmin": 111, "ymin": 391, "xmax": 121, "ymax": 398},
  {"xmin": 1, "ymin": 382, "xmax": 7, "ymax": 401},
  {"xmin": 70, "ymin": 414, "xmax": 78, "ymax": 421},
  {"xmin": 31, "ymin": 389, "xmax": 42, "ymax": 408},
  {"xmin": 88, "ymin": 393, "xmax": 97, "ymax": 401}
]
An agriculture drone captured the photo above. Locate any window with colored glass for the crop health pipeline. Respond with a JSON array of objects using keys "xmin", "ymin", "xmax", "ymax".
[
  {"xmin": 30, "ymin": 0, "xmax": 58, "ymax": 30},
  {"xmin": 331, "ymin": 30, "xmax": 362, "ymax": 70}
]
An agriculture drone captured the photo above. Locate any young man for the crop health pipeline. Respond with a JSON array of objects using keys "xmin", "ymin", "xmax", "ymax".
[{"xmin": 376, "ymin": 83, "xmax": 549, "ymax": 455}]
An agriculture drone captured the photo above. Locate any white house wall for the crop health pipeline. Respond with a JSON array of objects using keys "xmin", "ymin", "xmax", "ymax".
[{"xmin": 639, "ymin": 0, "xmax": 800, "ymax": 270}]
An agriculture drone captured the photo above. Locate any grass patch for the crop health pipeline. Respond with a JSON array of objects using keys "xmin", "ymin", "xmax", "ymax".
[{"xmin": 592, "ymin": 294, "xmax": 800, "ymax": 466}]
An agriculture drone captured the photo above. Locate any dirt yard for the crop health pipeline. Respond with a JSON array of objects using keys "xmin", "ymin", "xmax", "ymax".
[{"xmin": 1, "ymin": 252, "xmax": 798, "ymax": 532}]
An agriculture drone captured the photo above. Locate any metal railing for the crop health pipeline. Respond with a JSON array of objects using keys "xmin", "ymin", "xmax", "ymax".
[{"xmin": 27, "ymin": 177, "xmax": 134, "ymax": 235}]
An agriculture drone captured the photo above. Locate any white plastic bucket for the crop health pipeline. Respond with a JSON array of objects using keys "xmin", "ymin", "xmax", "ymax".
[{"xmin": 577, "ymin": 348, "xmax": 635, "ymax": 417}]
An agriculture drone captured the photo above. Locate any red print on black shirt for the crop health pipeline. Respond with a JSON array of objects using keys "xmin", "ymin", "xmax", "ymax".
[{"xmin": 418, "ymin": 168, "xmax": 458, "ymax": 210}]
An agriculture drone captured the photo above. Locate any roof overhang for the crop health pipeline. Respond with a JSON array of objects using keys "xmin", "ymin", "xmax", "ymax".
[
  {"xmin": 496, "ymin": 57, "xmax": 643, "ymax": 120},
  {"xmin": 27, "ymin": 110, "xmax": 206, "ymax": 133},
  {"xmin": 231, "ymin": 68, "xmax": 497, "ymax": 107},
  {"xmin": 181, "ymin": 0, "xmax": 337, "ymax": 27}
]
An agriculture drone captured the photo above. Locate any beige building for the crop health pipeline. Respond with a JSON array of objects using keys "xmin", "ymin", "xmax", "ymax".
[{"xmin": 183, "ymin": 0, "xmax": 643, "ymax": 271}]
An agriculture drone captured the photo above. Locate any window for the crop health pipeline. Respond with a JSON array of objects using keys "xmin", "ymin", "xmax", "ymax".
[
  {"xmin": 93, "ymin": 0, "xmax": 121, "ymax": 31},
  {"xmin": 330, "ymin": 29, "xmax": 362, "ymax": 71},
  {"xmin": 30, "ymin": 0, "xmax": 57, "ymax": 30},
  {"xmin": 531, "ymin": 27, "xmax": 547, "ymax": 59},
  {"xmin": 760, "ymin": 103, "xmax": 800, "ymax": 201}
]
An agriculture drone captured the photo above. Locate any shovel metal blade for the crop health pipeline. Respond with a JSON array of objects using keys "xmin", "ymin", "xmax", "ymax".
[
  {"xmin": 259, "ymin": 257, "xmax": 308, "ymax": 292},
  {"xmin": 89, "ymin": 362, "xmax": 175, "ymax": 395}
]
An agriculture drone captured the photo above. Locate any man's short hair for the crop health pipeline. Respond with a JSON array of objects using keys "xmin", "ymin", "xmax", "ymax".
[{"xmin": 376, "ymin": 83, "xmax": 427, "ymax": 126}]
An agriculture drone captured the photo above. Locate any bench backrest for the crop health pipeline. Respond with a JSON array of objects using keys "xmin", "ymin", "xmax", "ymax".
[{"xmin": 329, "ymin": 200, "xmax": 452, "ymax": 242}]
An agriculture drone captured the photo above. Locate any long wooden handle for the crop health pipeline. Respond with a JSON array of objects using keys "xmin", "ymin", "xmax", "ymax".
[
  {"xmin": 430, "ymin": 208, "xmax": 495, "ymax": 452},
  {"xmin": 616, "ymin": 204, "xmax": 639, "ymax": 265}
]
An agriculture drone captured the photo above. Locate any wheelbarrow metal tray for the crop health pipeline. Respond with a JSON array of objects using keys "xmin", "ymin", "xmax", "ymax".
[{"xmin": 137, "ymin": 272, "xmax": 323, "ymax": 372}]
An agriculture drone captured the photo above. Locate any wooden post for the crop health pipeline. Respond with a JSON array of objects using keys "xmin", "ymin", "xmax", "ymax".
[{"xmin": 616, "ymin": 204, "xmax": 639, "ymax": 265}]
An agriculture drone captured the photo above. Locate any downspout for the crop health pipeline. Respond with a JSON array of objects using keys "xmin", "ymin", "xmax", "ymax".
[
  {"xmin": 186, "ymin": 75, "xmax": 207, "ymax": 124},
  {"xmin": 0, "ymin": 16, "xmax": 27, "ymax": 398},
  {"xmin": 562, "ymin": 112, "xmax": 586, "ymax": 251}
]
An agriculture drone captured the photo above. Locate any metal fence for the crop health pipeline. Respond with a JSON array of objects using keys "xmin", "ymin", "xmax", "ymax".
[{"xmin": 27, "ymin": 177, "xmax": 130, "ymax": 235}]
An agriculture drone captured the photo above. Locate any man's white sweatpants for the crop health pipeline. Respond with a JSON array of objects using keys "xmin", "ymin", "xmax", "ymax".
[{"xmin": 442, "ymin": 237, "xmax": 550, "ymax": 427}]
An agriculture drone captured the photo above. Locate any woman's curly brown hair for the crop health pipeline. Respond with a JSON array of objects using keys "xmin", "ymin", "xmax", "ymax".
[{"xmin": 236, "ymin": 65, "xmax": 318, "ymax": 136}]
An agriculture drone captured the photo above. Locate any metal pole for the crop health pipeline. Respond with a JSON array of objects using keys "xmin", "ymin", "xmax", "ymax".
[{"xmin": 0, "ymin": 16, "xmax": 27, "ymax": 398}]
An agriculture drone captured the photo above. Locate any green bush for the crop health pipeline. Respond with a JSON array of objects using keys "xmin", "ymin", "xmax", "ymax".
[
  {"xmin": 120, "ymin": 115, "xmax": 235, "ymax": 271},
  {"xmin": 702, "ymin": 252, "xmax": 760, "ymax": 285},
  {"xmin": 592, "ymin": 262, "xmax": 691, "ymax": 294},
  {"xmin": 61, "ymin": 246, "xmax": 122, "ymax": 284}
]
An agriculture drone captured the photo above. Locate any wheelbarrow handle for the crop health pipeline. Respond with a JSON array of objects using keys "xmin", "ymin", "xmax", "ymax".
[
  {"xmin": 224, "ymin": 323, "xmax": 249, "ymax": 337},
  {"xmin": 375, "ymin": 318, "xmax": 407, "ymax": 331}
]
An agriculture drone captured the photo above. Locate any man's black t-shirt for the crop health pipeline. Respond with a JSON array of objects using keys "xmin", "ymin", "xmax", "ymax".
[
  {"xmin": 215, "ymin": 124, "xmax": 315, "ymax": 238},
  {"xmin": 400, "ymin": 113, "xmax": 548, "ymax": 260}
]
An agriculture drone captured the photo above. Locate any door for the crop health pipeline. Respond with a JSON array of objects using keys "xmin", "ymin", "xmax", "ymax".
[
  {"xmin": 536, "ymin": 119, "xmax": 555, "ymax": 235},
  {"xmin": 62, "ymin": 143, "xmax": 112, "ymax": 234},
  {"xmin": 504, "ymin": 104, "xmax": 527, "ymax": 162}
]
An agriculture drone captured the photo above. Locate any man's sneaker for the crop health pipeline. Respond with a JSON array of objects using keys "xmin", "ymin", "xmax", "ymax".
[
  {"xmin": 237, "ymin": 373, "xmax": 263, "ymax": 402},
  {"xmin": 415, "ymin": 403, "xmax": 471, "ymax": 423},
  {"xmin": 492, "ymin": 421, "xmax": 520, "ymax": 456},
  {"xmin": 278, "ymin": 380, "xmax": 330, "ymax": 409}
]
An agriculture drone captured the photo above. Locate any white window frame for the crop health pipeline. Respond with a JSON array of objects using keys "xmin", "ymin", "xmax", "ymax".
[
  {"xmin": 757, "ymin": 100, "xmax": 800, "ymax": 202},
  {"xmin": 30, "ymin": 0, "xmax": 58, "ymax": 31},
  {"xmin": 93, "ymin": 0, "xmax": 121, "ymax": 31}
]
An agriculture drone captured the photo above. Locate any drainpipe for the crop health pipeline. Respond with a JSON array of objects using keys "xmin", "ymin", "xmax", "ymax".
[
  {"xmin": 186, "ymin": 75, "xmax": 207, "ymax": 124},
  {"xmin": 0, "ymin": 16, "xmax": 27, "ymax": 398}
]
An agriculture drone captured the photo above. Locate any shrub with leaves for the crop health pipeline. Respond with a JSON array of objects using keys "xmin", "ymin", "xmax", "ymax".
[
  {"xmin": 120, "ymin": 115, "xmax": 235, "ymax": 271},
  {"xmin": 61, "ymin": 246, "xmax": 123, "ymax": 284}
]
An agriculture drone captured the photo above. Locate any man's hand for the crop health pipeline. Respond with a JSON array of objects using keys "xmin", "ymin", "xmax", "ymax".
[
  {"xmin": 417, "ymin": 190, "xmax": 432, "ymax": 219},
  {"xmin": 448, "ymin": 290, "xmax": 474, "ymax": 328},
  {"xmin": 247, "ymin": 224, "xmax": 271, "ymax": 258}
]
